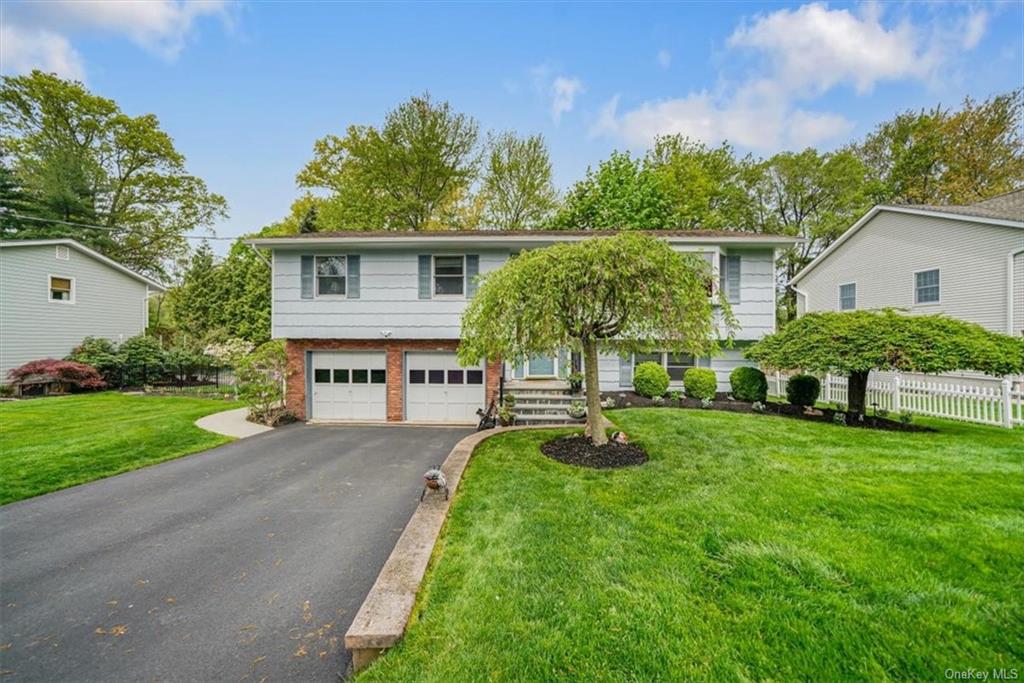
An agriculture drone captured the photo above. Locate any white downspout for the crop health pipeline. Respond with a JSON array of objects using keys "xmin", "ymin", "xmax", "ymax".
[{"xmin": 1008, "ymin": 246, "xmax": 1024, "ymax": 336}]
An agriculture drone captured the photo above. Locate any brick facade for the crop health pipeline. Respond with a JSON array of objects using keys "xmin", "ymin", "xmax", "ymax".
[{"xmin": 285, "ymin": 339, "xmax": 501, "ymax": 421}]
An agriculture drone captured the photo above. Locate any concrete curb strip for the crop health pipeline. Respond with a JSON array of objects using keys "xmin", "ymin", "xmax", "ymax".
[
  {"xmin": 195, "ymin": 407, "xmax": 273, "ymax": 439},
  {"xmin": 344, "ymin": 424, "xmax": 564, "ymax": 671}
]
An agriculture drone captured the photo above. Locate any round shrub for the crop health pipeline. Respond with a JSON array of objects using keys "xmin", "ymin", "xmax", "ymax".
[
  {"xmin": 633, "ymin": 361, "xmax": 670, "ymax": 398},
  {"xmin": 729, "ymin": 366, "xmax": 767, "ymax": 402},
  {"xmin": 684, "ymin": 367, "xmax": 717, "ymax": 401},
  {"xmin": 786, "ymin": 373, "xmax": 821, "ymax": 408}
]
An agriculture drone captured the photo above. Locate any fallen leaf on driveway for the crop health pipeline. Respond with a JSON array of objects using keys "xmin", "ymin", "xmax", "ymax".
[{"xmin": 293, "ymin": 644, "xmax": 307, "ymax": 658}]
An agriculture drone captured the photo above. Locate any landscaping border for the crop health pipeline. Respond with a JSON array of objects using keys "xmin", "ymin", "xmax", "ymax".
[{"xmin": 344, "ymin": 422, "xmax": 602, "ymax": 672}]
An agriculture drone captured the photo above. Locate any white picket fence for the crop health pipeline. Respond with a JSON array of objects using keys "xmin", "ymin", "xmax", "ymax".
[{"xmin": 766, "ymin": 370, "xmax": 1024, "ymax": 429}]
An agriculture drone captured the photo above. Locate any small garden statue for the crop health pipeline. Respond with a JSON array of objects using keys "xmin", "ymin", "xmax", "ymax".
[
  {"xmin": 420, "ymin": 467, "xmax": 449, "ymax": 501},
  {"xmin": 611, "ymin": 431, "xmax": 629, "ymax": 444}
]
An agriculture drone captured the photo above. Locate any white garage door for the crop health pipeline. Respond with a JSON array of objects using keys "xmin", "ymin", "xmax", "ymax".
[
  {"xmin": 310, "ymin": 351, "xmax": 387, "ymax": 421},
  {"xmin": 406, "ymin": 352, "xmax": 485, "ymax": 423}
]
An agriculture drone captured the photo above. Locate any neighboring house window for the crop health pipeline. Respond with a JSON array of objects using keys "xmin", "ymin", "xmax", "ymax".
[
  {"xmin": 49, "ymin": 275, "xmax": 74, "ymax": 303},
  {"xmin": 915, "ymin": 269, "xmax": 940, "ymax": 304},
  {"xmin": 315, "ymin": 256, "xmax": 346, "ymax": 297},
  {"xmin": 839, "ymin": 283, "xmax": 856, "ymax": 310},
  {"xmin": 433, "ymin": 255, "xmax": 465, "ymax": 296},
  {"xmin": 633, "ymin": 352, "xmax": 701, "ymax": 382}
]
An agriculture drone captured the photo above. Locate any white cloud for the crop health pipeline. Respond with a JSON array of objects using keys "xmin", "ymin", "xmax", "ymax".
[
  {"xmin": 727, "ymin": 2, "xmax": 937, "ymax": 95},
  {"xmin": 594, "ymin": 2, "xmax": 983, "ymax": 152},
  {"xmin": 1, "ymin": 0, "xmax": 233, "ymax": 79},
  {"xmin": 551, "ymin": 76, "xmax": 584, "ymax": 122},
  {"xmin": 961, "ymin": 9, "xmax": 988, "ymax": 50},
  {"xmin": 657, "ymin": 49, "xmax": 672, "ymax": 69},
  {"xmin": 0, "ymin": 25, "xmax": 85, "ymax": 80}
]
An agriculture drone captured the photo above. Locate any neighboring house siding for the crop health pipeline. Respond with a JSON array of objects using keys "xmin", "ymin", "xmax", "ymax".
[
  {"xmin": 797, "ymin": 211, "xmax": 1024, "ymax": 334},
  {"xmin": 0, "ymin": 245, "xmax": 149, "ymax": 381},
  {"xmin": 273, "ymin": 246, "xmax": 777, "ymax": 342},
  {"xmin": 1015, "ymin": 251, "xmax": 1024, "ymax": 336}
]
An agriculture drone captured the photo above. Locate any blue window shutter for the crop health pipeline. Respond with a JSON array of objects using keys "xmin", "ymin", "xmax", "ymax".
[
  {"xmin": 466, "ymin": 255, "xmax": 479, "ymax": 297},
  {"xmin": 418, "ymin": 255, "xmax": 432, "ymax": 299},
  {"xmin": 347, "ymin": 255, "xmax": 360, "ymax": 299},
  {"xmin": 301, "ymin": 255, "xmax": 314, "ymax": 299},
  {"xmin": 618, "ymin": 354, "xmax": 632, "ymax": 388},
  {"xmin": 513, "ymin": 362, "xmax": 525, "ymax": 380},
  {"xmin": 720, "ymin": 254, "xmax": 741, "ymax": 304}
]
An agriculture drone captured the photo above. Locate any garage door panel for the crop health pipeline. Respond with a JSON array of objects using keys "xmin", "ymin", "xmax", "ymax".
[
  {"xmin": 405, "ymin": 352, "xmax": 485, "ymax": 423},
  {"xmin": 310, "ymin": 351, "xmax": 387, "ymax": 421}
]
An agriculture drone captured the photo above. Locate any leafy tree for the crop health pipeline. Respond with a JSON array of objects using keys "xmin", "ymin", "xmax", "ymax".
[
  {"xmin": 550, "ymin": 152, "xmax": 671, "ymax": 229},
  {"xmin": 0, "ymin": 71, "xmax": 227, "ymax": 277},
  {"xmin": 739, "ymin": 149, "xmax": 877, "ymax": 321},
  {"xmin": 298, "ymin": 92, "xmax": 479, "ymax": 230},
  {"xmin": 855, "ymin": 90, "xmax": 1024, "ymax": 205},
  {"xmin": 746, "ymin": 310, "xmax": 1024, "ymax": 416},
  {"xmin": 459, "ymin": 233, "xmax": 731, "ymax": 445},
  {"xmin": 297, "ymin": 204, "xmax": 319, "ymax": 234},
  {"xmin": 645, "ymin": 135, "xmax": 748, "ymax": 229},
  {"xmin": 480, "ymin": 131, "xmax": 558, "ymax": 228},
  {"xmin": 170, "ymin": 241, "xmax": 221, "ymax": 342}
]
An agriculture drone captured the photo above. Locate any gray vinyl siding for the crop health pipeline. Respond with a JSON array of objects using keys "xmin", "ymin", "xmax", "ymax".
[
  {"xmin": 1014, "ymin": 252, "xmax": 1024, "ymax": 336},
  {"xmin": 273, "ymin": 249, "xmax": 512, "ymax": 339},
  {"xmin": 0, "ymin": 245, "xmax": 149, "ymax": 381},
  {"xmin": 272, "ymin": 246, "xmax": 778, "ymax": 342},
  {"xmin": 797, "ymin": 211, "xmax": 1024, "ymax": 334}
]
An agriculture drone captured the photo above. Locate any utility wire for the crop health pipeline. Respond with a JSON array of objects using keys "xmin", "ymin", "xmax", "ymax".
[{"xmin": 1, "ymin": 212, "xmax": 241, "ymax": 240}]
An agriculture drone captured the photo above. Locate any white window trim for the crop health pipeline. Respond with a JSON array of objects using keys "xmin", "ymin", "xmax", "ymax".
[
  {"xmin": 48, "ymin": 273, "xmax": 75, "ymax": 304},
  {"xmin": 913, "ymin": 267, "xmax": 941, "ymax": 305},
  {"xmin": 314, "ymin": 255, "xmax": 348, "ymax": 299},
  {"xmin": 431, "ymin": 254, "xmax": 466, "ymax": 300},
  {"xmin": 838, "ymin": 282, "xmax": 857, "ymax": 311}
]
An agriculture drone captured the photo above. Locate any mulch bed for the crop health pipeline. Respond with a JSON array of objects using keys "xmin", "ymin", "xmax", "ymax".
[
  {"xmin": 600, "ymin": 391, "xmax": 935, "ymax": 433},
  {"xmin": 540, "ymin": 435, "xmax": 649, "ymax": 469}
]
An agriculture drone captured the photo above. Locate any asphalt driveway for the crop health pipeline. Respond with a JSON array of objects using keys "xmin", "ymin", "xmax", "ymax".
[{"xmin": 0, "ymin": 424, "xmax": 471, "ymax": 682}]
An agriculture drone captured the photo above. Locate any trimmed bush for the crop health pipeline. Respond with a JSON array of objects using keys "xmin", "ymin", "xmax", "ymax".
[
  {"xmin": 683, "ymin": 367, "xmax": 717, "ymax": 400},
  {"xmin": 729, "ymin": 366, "xmax": 767, "ymax": 402},
  {"xmin": 7, "ymin": 359, "xmax": 106, "ymax": 391},
  {"xmin": 633, "ymin": 361, "xmax": 670, "ymax": 398},
  {"xmin": 67, "ymin": 337, "xmax": 120, "ymax": 374},
  {"xmin": 786, "ymin": 374, "xmax": 820, "ymax": 408}
]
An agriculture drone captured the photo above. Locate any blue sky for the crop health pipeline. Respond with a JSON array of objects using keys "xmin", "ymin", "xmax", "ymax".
[{"xmin": 2, "ymin": 1, "xmax": 1022, "ymax": 252}]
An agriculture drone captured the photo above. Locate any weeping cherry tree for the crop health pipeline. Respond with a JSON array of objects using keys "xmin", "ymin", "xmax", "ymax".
[{"xmin": 458, "ymin": 232, "xmax": 733, "ymax": 445}]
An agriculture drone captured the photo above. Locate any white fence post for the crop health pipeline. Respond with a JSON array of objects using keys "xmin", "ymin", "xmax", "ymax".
[
  {"xmin": 1002, "ymin": 376, "xmax": 1013, "ymax": 429},
  {"xmin": 775, "ymin": 371, "xmax": 782, "ymax": 397},
  {"xmin": 823, "ymin": 373, "xmax": 831, "ymax": 404},
  {"xmin": 893, "ymin": 373, "xmax": 902, "ymax": 413}
]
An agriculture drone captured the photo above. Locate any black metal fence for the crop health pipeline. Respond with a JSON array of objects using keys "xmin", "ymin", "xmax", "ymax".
[{"xmin": 103, "ymin": 363, "xmax": 236, "ymax": 391}]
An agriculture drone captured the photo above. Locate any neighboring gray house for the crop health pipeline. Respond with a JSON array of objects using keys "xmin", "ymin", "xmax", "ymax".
[
  {"xmin": 790, "ymin": 190, "xmax": 1024, "ymax": 336},
  {"xmin": 248, "ymin": 229, "xmax": 799, "ymax": 424},
  {"xmin": 0, "ymin": 239, "xmax": 165, "ymax": 382}
]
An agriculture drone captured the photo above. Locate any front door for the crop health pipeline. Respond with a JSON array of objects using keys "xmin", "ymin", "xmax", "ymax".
[{"xmin": 527, "ymin": 355, "xmax": 557, "ymax": 378}]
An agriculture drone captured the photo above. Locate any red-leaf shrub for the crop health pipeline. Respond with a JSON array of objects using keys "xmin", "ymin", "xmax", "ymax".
[{"xmin": 7, "ymin": 359, "xmax": 106, "ymax": 390}]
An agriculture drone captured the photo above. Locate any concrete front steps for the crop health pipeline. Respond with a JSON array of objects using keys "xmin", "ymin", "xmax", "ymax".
[{"xmin": 507, "ymin": 384, "xmax": 587, "ymax": 426}]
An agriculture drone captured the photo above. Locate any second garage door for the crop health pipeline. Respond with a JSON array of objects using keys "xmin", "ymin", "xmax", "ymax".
[
  {"xmin": 406, "ymin": 352, "xmax": 485, "ymax": 423},
  {"xmin": 310, "ymin": 351, "xmax": 387, "ymax": 421}
]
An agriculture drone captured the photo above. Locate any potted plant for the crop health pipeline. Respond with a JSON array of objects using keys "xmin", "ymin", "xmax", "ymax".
[
  {"xmin": 566, "ymin": 370, "xmax": 584, "ymax": 395},
  {"xmin": 498, "ymin": 405, "xmax": 517, "ymax": 426},
  {"xmin": 566, "ymin": 400, "xmax": 586, "ymax": 419}
]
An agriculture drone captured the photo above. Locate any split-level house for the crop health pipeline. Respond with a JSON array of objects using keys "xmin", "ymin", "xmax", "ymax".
[
  {"xmin": 791, "ymin": 189, "xmax": 1024, "ymax": 335},
  {"xmin": 248, "ymin": 230, "xmax": 799, "ymax": 424}
]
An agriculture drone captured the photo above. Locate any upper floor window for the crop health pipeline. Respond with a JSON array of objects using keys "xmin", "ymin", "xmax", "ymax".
[
  {"xmin": 316, "ymin": 256, "xmax": 346, "ymax": 297},
  {"xmin": 915, "ymin": 269, "xmax": 940, "ymax": 304},
  {"xmin": 49, "ymin": 275, "xmax": 74, "ymax": 303},
  {"xmin": 839, "ymin": 283, "xmax": 856, "ymax": 311},
  {"xmin": 433, "ymin": 255, "xmax": 465, "ymax": 296}
]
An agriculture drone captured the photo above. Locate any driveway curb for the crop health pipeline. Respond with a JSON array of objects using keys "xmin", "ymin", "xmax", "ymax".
[{"xmin": 343, "ymin": 423, "xmax": 589, "ymax": 672}]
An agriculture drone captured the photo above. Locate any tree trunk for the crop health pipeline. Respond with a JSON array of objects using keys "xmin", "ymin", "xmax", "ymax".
[
  {"xmin": 582, "ymin": 338, "xmax": 607, "ymax": 446},
  {"xmin": 847, "ymin": 370, "xmax": 869, "ymax": 417}
]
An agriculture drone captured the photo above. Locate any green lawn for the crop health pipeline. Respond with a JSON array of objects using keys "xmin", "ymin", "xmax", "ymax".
[
  {"xmin": 0, "ymin": 392, "xmax": 234, "ymax": 504},
  {"xmin": 360, "ymin": 409, "xmax": 1023, "ymax": 681}
]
